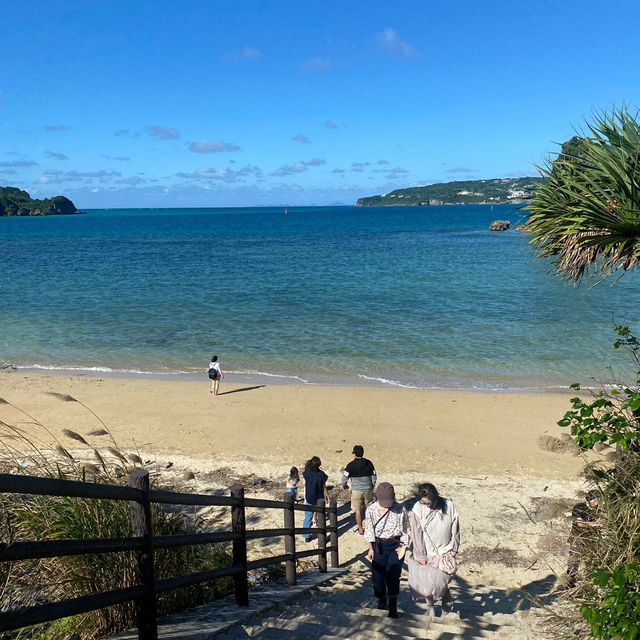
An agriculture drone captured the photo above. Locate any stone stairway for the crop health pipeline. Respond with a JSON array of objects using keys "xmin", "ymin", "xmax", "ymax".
[{"xmin": 214, "ymin": 563, "xmax": 524, "ymax": 639}]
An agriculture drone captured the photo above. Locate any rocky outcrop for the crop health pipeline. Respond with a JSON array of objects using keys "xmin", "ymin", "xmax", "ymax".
[
  {"xmin": 489, "ymin": 220, "xmax": 511, "ymax": 231},
  {"xmin": 0, "ymin": 187, "xmax": 81, "ymax": 216}
]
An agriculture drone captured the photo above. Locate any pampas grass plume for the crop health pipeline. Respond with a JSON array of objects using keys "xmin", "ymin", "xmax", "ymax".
[
  {"xmin": 62, "ymin": 429, "xmax": 90, "ymax": 445},
  {"xmin": 46, "ymin": 392, "xmax": 77, "ymax": 402},
  {"xmin": 87, "ymin": 428, "xmax": 110, "ymax": 437}
]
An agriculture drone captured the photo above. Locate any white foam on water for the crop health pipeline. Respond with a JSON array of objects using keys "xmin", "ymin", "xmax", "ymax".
[
  {"xmin": 357, "ymin": 374, "xmax": 419, "ymax": 389},
  {"xmin": 227, "ymin": 370, "xmax": 310, "ymax": 384}
]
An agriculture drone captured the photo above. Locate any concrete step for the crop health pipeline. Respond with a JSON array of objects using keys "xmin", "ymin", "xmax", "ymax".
[
  {"xmin": 425, "ymin": 618, "xmax": 506, "ymax": 639},
  {"xmin": 264, "ymin": 609, "xmax": 428, "ymax": 638},
  {"xmin": 253, "ymin": 620, "xmax": 421, "ymax": 640}
]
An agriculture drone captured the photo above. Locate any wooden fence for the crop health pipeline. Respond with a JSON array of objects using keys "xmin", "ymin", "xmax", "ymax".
[{"xmin": 0, "ymin": 470, "xmax": 340, "ymax": 639}]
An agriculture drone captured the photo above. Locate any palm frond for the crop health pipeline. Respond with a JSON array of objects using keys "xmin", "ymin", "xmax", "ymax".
[{"xmin": 526, "ymin": 107, "xmax": 640, "ymax": 283}]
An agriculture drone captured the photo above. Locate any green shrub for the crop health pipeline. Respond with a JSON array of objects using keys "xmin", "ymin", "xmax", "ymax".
[
  {"xmin": 582, "ymin": 565, "xmax": 640, "ymax": 639},
  {"xmin": 551, "ymin": 327, "xmax": 640, "ymax": 639}
]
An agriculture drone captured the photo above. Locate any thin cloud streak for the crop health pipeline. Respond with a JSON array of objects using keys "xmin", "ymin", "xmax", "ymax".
[
  {"xmin": 44, "ymin": 151, "xmax": 68, "ymax": 160},
  {"xmin": 145, "ymin": 126, "xmax": 180, "ymax": 140},
  {"xmin": 270, "ymin": 158, "xmax": 325, "ymax": 176},
  {"xmin": 376, "ymin": 29, "xmax": 415, "ymax": 58},
  {"xmin": 221, "ymin": 46, "xmax": 262, "ymax": 63},
  {"xmin": 188, "ymin": 141, "xmax": 241, "ymax": 153},
  {"xmin": 301, "ymin": 57, "xmax": 331, "ymax": 74},
  {"xmin": 0, "ymin": 160, "xmax": 38, "ymax": 168},
  {"xmin": 446, "ymin": 166, "xmax": 479, "ymax": 173}
]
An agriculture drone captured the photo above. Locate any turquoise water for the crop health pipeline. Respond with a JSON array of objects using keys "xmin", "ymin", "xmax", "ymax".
[{"xmin": 1, "ymin": 205, "xmax": 638, "ymax": 389}]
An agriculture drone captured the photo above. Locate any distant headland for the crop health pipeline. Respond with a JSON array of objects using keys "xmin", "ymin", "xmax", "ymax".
[
  {"xmin": 356, "ymin": 177, "xmax": 545, "ymax": 207},
  {"xmin": 0, "ymin": 186, "xmax": 80, "ymax": 216}
]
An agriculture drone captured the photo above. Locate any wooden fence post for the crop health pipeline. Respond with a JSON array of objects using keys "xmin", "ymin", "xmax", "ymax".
[
  {"xmin": 329, "ymin": 497, "xmax": 339, "ymax": 568},
  {"xmin": 128, "ymin": 470, "xmax": 157, "ymax": 640},
  {"xmin": 283, "ymin": 491, "xmax": 297, "ymax": 586},
  {"xmin": 316, "ymin": 498, "xmax": 327, "ymax": 573},
  {"xmin": 231, "ymin": 484, "xmax": 249, "ymax": 606}
]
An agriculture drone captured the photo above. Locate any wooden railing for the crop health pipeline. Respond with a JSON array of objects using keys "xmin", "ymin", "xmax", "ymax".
[{"xmin": 0, "ymin": 470, "xmax": 340, "ymax": 639}]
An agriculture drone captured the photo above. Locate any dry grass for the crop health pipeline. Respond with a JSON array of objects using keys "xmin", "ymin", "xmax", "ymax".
[{"xmin": 0, "ymin": 394, "xmax": 234, "ymax": 640}]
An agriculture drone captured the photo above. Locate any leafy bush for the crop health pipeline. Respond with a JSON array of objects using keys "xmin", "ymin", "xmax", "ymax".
[
  {"xmin": 551, "ymin": 326, "xmax": 640, "ymax": 639},
  {"xmin": 558, "ymin": 324, "xmax": 640, "ymax": 453},
  {"xmin": 582, "ymin": 565, "xmax": 640, "ymax": 639}
]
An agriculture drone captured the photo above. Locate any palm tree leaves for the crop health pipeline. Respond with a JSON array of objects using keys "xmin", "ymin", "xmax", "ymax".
[{"xmin": 526, "ymin": 108, "xmax": 640, "ymax": 282}]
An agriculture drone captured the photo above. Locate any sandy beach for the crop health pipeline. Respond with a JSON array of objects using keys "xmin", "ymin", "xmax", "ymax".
[
  {"xmin": 1, "ymin": 371, "xmax": 599, "ymax": 635},
  {"xmin": 1, "ymin": 372, "xmax": 585, "ymax": 478}
]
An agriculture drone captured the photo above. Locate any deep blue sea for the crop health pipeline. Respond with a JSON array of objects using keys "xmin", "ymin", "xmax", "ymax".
[{"xmin": 1, "ymin": 205, "xmax": 639, "ymax": 389}]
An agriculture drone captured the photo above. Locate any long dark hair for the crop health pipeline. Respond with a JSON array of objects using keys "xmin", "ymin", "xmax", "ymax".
[
  {"xmin": 289, "ymin": 466, "xmax": 300, "ymax": 482},
  {"xmin": 305, "ymin": 456, "xmax": 322, "ymax": 472},
  {"xmin": 417, "ymin": 483, "xmax": 447, "ymax": 514}
]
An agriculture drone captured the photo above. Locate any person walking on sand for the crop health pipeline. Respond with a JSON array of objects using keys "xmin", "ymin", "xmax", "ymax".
[
  {"xmin": 408, "ymin": 483, "xmax": 460, "ymax": 615},
  {"xmin": 302, "ymin": 456, "xmax": 329, "ymax": 542},
  {"xmin": 285, "ymin": 466, "xmax": 303, "ymax": 501},
  {"xmin": 341, "ymin": 445, "xmax": 377, "ymax": 536},
  {"xmin": 208, "ymin": 355, "xmax": 224, "ymax": 395},
  {"xmin": 364, "ymin": 482, "xmax": 409, "ymax": 619}
]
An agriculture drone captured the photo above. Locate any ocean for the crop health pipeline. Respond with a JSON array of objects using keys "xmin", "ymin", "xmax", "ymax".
[{"xmin": 1, "ymin": 204, "xmax": 638, "ymax": 390}]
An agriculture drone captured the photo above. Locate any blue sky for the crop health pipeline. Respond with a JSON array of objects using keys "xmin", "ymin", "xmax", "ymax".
[{"xmin": 1, "ymin": 0, "xmax": 639, "ymax": 208}]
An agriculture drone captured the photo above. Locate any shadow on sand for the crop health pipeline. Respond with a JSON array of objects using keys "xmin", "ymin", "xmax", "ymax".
[{"xmin": 218, "ymin": 385, "xmax": 266, "ymax": 396}]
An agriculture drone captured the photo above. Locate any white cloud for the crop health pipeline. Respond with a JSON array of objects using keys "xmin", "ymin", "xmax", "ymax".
[
  {"xmin": 145, "ymin": 126, "xmax": 180, "ymax": 141},
  {"xmin": 38, "ymin": 169, "xmax": 121, "ymax": 184},
  {"xmin": 376, "ymin": 29, "xmax": 415, "ymax": 59},
  {"xmin": 324, "ymin": 121, "xmax": 338, "ymax": 129},
  {"xmin": 385, "ymin": 166, "xmax": 410, "ymax": 180},
  {"xmin": 270, "ymin": 158, "xmax": 326, "ymax": 177},
  {"xmin": 45, "ymin": 125, "xmax": 72, "ymax": 132},
  {"xmin": 113, "ymin": 129, "xmax": 130, "ymax": 137},
  {"xmin": 188, "ymin": 141, "xmax": 241, "ymax": 154},
  {"xmin": 293, "ymin": 134, "xmax": 311, "ymax": 144},
  {"xmin": 176, "ymin": 165, "xmax": 262, "ymax": 183}
]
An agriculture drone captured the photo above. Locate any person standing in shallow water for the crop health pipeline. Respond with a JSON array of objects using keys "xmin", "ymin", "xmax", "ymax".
[
  {"xmin": 208, "ymin": 355, "xmax": 223, "ymax": 395},
  {"xmin": 364, "ymin": 482, "xmax": 409, "ymax": 619}
]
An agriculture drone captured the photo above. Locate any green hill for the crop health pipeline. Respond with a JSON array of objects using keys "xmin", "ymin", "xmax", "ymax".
[
  {"xmin": 356, "ymin": 177, "xmax": 545, "ymax": 207},
  {"xmin": 0, "ymin": 186, "xmax": 80, "ymax": 216}
]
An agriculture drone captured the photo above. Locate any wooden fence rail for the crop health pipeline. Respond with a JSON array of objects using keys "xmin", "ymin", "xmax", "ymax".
[{"xmin": 0, "ymin": 471, "xmax": 340, "ymax": 639}]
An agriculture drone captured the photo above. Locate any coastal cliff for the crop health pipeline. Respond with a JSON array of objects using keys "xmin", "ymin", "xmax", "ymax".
[
  {"xmin": 0, "ymin": 186, "xmax": 80, "ymax": 216},
  {"xmin": 356, "ymin": 177, "xmax": 545, "ymax": 207}
]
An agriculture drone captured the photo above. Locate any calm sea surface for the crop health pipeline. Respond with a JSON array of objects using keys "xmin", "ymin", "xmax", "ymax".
[{"xmin": 1, "ymin": 205, "xmax": 638, "ymax": 389}]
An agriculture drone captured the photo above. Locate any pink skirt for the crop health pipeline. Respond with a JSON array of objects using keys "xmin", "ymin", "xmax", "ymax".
[{"xmin": 407, "ymin": 555, "xmax": 452, "ymax": 600}]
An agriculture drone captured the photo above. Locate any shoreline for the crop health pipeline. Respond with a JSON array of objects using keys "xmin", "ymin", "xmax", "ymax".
[{"xmin": 3, "ymin": 364, "xmax": 579, "ymax": 395}]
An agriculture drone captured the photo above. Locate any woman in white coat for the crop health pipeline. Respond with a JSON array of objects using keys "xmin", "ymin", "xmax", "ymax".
[{"xmin": 408, "ymin": 483, "xmax": 460, "ymax": 613}]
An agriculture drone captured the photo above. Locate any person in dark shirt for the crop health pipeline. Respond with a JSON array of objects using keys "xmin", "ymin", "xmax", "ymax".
[
  {"xmin": 302, "ymin": 456, "xmax": 329, "ymax": 543},
  {"xmin": 341, "ymin": 445, "xmax": 377, "ymax": 536},
  {"xmin": 566, "ymin": 490, "xmax": 601, "ymax": 585}
]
